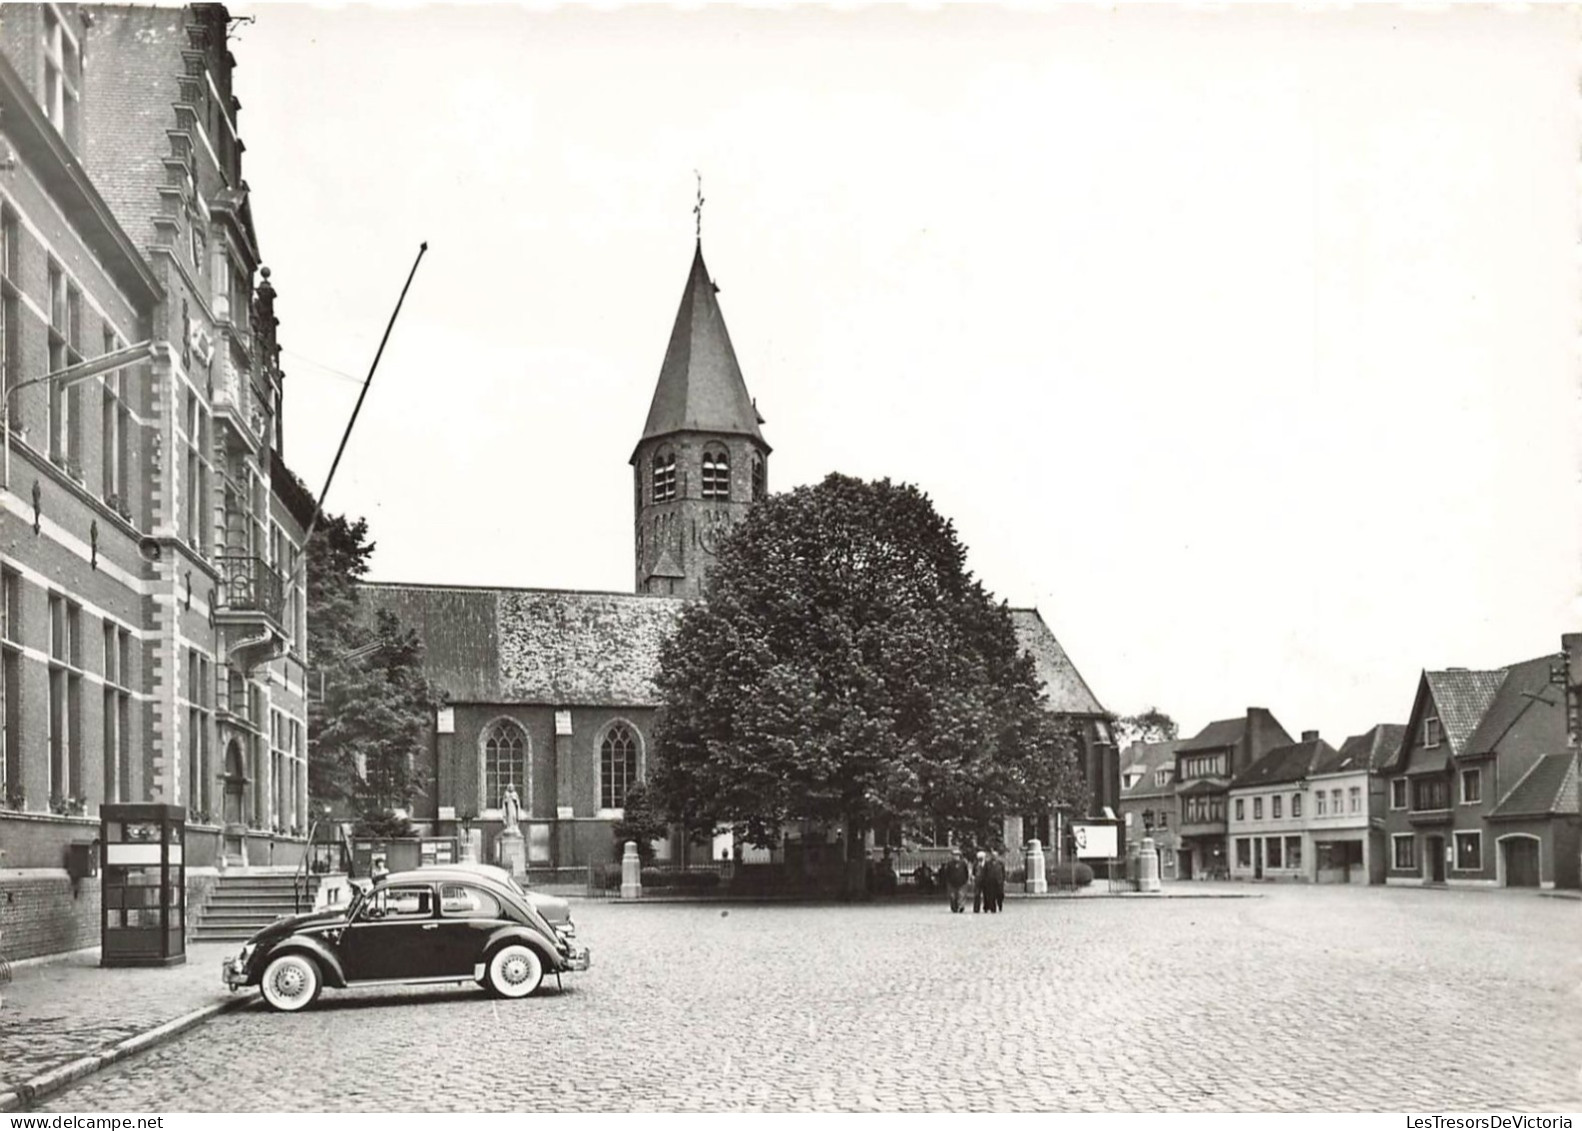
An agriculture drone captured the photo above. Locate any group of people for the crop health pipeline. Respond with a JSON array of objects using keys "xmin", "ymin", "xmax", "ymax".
[{"xmin": 934, "ymin": 847, "xmax": 1007, "ymax": 914}]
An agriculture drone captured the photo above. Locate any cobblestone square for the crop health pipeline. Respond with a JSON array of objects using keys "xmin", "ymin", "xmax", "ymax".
[{"xmin": 43, "ymin": 886, "xmax": 1582, "ymax": 1112}]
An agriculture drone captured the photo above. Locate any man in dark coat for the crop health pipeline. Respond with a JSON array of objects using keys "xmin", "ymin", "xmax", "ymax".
[
  {"xmin": 981, "ymin": 850, "xmax": 1008, "ymax": 913},
  {"xmin": 940, "ymin": 847, "xmax": 971, "ymax": 913}
]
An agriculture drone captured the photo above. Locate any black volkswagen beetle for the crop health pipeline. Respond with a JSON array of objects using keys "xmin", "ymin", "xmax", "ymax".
[{"xmin": 222, "ymin": 866, "xmax": 591, "ymax": 1012}]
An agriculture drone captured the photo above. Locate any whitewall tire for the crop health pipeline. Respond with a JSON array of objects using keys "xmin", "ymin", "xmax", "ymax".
[
  {"xmin": 487, "ymin": 944, "xmax": 544, "ymax": 999},
  {"xmin": 260, "ymin": 952, "xmax": 322, "ymax": 1012}
]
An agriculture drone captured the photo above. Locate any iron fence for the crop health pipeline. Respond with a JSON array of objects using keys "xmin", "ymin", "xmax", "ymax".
[{"xmin": 214, "ymin": 554, "xmax": 285, "ymax": 622}]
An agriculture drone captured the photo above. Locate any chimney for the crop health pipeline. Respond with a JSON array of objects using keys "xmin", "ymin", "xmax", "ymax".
[
  {"xmin": 1302, "ymin": 730, "xmax": 1319, "ymax": 743},
  {"xmin": 1241, "ymin": 707, "xmax": 1286, "ymax": 775}
]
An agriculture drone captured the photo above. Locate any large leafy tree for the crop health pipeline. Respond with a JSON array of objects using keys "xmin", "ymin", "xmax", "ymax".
[
  {"xmin": 306, "ymin": 510, "xmax": 435, "ymax": 818},
  {"xmin": 1115, "ymin": 707, "xmax": 1179, "ymax": 747},
  {"xmin": 649, "ymin": 473, "xmax": 1083, "ymax": 858}
]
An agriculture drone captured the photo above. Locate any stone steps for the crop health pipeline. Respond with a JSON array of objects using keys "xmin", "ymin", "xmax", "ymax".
[{"xmin": 191, "ymin": 873, "xmax": 316, "ymax": 944}]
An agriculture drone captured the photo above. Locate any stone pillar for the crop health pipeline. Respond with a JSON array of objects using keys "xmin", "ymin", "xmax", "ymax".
[
  {"xmin": 555, "ymin": 710, "xmax": 575, "ymax": 869},
  {"xmin": 620, "ymin": 840, "xmax": 642, "ymax": 899},
  {"xmin": 1002, "ymin": 815, "xmax": 1023, "ymax": 853},
  {"xmin": 1137, "ymin": 836, "xmax": 1161, "ymax": 893},
  {"xmin": 1024, "ymin": 838, "xmax": 1048, "ymax": 894},
  {"xmin": 498, "ymin": 825, "xmax": 526, "ymax": 878}
]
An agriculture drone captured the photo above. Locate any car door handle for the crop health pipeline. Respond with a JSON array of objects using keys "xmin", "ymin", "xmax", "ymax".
[{"xmin": 422, "ymin": 923, "xmax": 440, "ymax": 930}]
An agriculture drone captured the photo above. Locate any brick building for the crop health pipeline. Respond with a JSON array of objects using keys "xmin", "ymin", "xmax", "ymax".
[
  {"xmin": 1172, "ymin": 707, "xmax": 1293, "ymax": 879},
  {"xmin": 1381, "ymin": 648, "xmax": 1580, "ymax": 890},
  {"xmin": 1117, "ymin": 739, "xmax": 1180, "ymax": 878},
  {"xmin": 0, "ymin": 4, "xmax": 311, "ymax": 959},
  {"xmin": 366, "ymin": 239, "xmax": 1114, "ymax": 870},
  {"xmin": 1306, "ymin": 723, "xmax": 1404, "ymax": 884},
  {"xmin": 1226, "ymin": 731, "xmax": 1333, "ymax": 882}
]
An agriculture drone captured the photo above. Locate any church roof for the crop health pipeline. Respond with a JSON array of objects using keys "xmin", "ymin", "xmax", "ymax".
[
  {"xmin": 1008, "ymin": 608, "xmax": 1106, "ymax": 716},
  {"xmin": 635, "ymin": 243, "xmax": 767, "ymax": 457},
  {"xmin": 367, "ymin": 585, "xmax": 1107, "ymax": 720},
  {"xmin": 360, "ymin": 583, "xmax": 686, "ymax": 707}
]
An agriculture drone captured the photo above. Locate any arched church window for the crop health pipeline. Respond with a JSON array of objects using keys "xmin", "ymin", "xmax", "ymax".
[
  {"xmin": 701, "ymin": 448, "xmax": 730, "ymax": 500},
  {"xmin": 484, "ymin": 719, "xmax": 527, "ymax": 810},
  {"xmin": 601, "ymin": 722, "xmax": 639, "ymax": 811},
  {"xmin": 652, "ymin": 450, "xmax": 676, "ymax": 503},
  {"xmin": 751, "ymin": 456, "xmax": 765, "ymax": 501}
]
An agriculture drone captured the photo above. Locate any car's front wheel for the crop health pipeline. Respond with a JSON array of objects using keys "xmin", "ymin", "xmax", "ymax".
[
  {"xmin": 259, "ymin": 952, "xmax": 322, "ymax": 1012},
  {"xmin": 486, "ymin": 943, "xmax": 544, "ymax": 999}
]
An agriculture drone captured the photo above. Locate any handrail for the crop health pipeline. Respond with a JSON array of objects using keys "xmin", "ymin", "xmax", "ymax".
[{"xmin": 291, "ymin": 818, "xmax": 319, "ymax": 913}]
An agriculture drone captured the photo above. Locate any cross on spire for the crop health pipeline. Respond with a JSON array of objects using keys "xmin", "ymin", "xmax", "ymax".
[{"xmin": 693, "ymin": 170, "xmax": 705, "ymax": 243}]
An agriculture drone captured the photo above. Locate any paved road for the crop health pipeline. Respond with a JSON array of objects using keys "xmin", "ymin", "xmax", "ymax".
[{"xmin": 41, "ymin": 886, "xmax": 1582, "ymax": 1112}]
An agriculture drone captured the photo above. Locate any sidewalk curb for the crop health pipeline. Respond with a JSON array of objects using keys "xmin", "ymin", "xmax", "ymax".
[
  {"xmin": 0, "ymin": 991, "xmax": 258, "ymax": 1112},
  {"xmin": 5, "ymin": 946, "xmax": 100, "ymax": 974}
]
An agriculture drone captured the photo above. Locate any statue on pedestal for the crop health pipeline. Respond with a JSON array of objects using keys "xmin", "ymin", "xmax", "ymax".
[{"xmin": 497, "ymin": 786, "xmax": 525, "ymax": 878}]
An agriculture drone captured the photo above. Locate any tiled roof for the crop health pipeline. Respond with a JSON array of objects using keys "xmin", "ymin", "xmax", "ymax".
[
  {"xmin": 1423, "ymin": 669, "xmax": 1507, "ymax": 756},
  {"xmin": 1368, "ymin": 724, "xmax": 1409, "ymax": 770},
  {"xmin": 1320, "ymin": 724, "xmax": 1407, "ymax": 776},
  {"xmin": 361, "ymin": 583, "xmax": 686, "ymax": 706},
  {"xmin": 1178, "ymin": 717, "xmax": 1245, "ymax": 753},
  {"xmin": 1489, "ymin": 753, "xmax": 1580, "ymax": 820},
  {"xmin": 1008, "ymin": 609, "xmax": 1106, "ymax": 716},
  {"xmin": 1120, "ymin": 740, "xmax": 1181, "ymax": 801},
  {"xmin": 362, "ymin": 583, "xmax": 501, "ymax": 700},
  {"xmin": 497, "ymin": 590, "xmax": 686, "ymax": 706},
  {"xmin": 362, "ymin": 586, "xmax": 1100, "ymax": 718},
  {"xmin": 1230, "ymin": 738, "xmax": 1332, "ymax": 789},
  {"xmin": 636, "ymin": 243, "xmax": 766, "ymax": 453},
  {"xmin": 1463, "ymin": 655, "xmax": 1566, "ymax": 758}
]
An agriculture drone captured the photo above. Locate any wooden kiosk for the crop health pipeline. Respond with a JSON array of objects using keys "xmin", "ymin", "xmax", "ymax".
[{"xmin": 100, "ymin": 803, "xmax": 186, "ymax": 967}]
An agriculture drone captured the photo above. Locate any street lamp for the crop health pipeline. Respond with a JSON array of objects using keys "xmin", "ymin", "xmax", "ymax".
[{"xmin": 2, "ymin": 341, "xmax": 154, "ymax": 490}]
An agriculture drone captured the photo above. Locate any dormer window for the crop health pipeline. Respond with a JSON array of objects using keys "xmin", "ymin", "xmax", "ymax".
[
  {"xmin": 702, "ymin": 447, "xmax": 730, "ymax": 500},
  {"xmin": 1155, "ymin": 768, "xmax": 1173, "ymax": 787},
  {"xmin": 1423, "ymin": 715, "xmax": 1442, "ymax": 748},
  {"xmin": 651, "ymin": 450, "xmax": 676, "ymax": 503}
]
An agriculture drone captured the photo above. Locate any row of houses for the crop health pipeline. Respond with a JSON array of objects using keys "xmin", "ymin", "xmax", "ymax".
[{"xmin": 1118, "ymin": 634, "xmax": 1582, "ymax": 890}]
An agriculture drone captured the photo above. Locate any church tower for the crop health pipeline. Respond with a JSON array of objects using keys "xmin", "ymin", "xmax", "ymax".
[{"xmin": 632, "ymin": 241, "xmax": 770, "ymax": 597}]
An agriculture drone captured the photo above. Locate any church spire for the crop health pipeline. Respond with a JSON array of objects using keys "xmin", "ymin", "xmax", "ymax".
[
  {"xmin": 630, "ymin": 230, "xmax": 771, "ymax": 598},
  {"xmin": 633, "ymin": 241, "xmax": 767, "ymax": 455}
]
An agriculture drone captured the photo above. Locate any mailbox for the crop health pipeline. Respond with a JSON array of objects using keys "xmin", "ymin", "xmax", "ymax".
[{"xmin": 65, "ymin": 841, "xmax": 98, "ymax": 880}]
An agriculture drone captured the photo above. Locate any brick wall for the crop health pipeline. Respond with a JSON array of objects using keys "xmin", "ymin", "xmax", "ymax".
[
  {"xmin": 79, "ymin": 5, "xmax": 188, "ymax": 256},
  {"xmin": 1, "ymin": 872, "xmax": 100, "ymax": 959},
  {"xmin": 633, "ymin": 431, "xmax": 768, "ymax": 596},
  {"xmin": 1, "ymin": 867, "xmax": 221, "ymax": 962}
]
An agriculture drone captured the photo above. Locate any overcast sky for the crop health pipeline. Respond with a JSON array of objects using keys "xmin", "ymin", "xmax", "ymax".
[{"xmin": 229, "ymin": 3, "xmax": 1580, "ymax": 742}]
